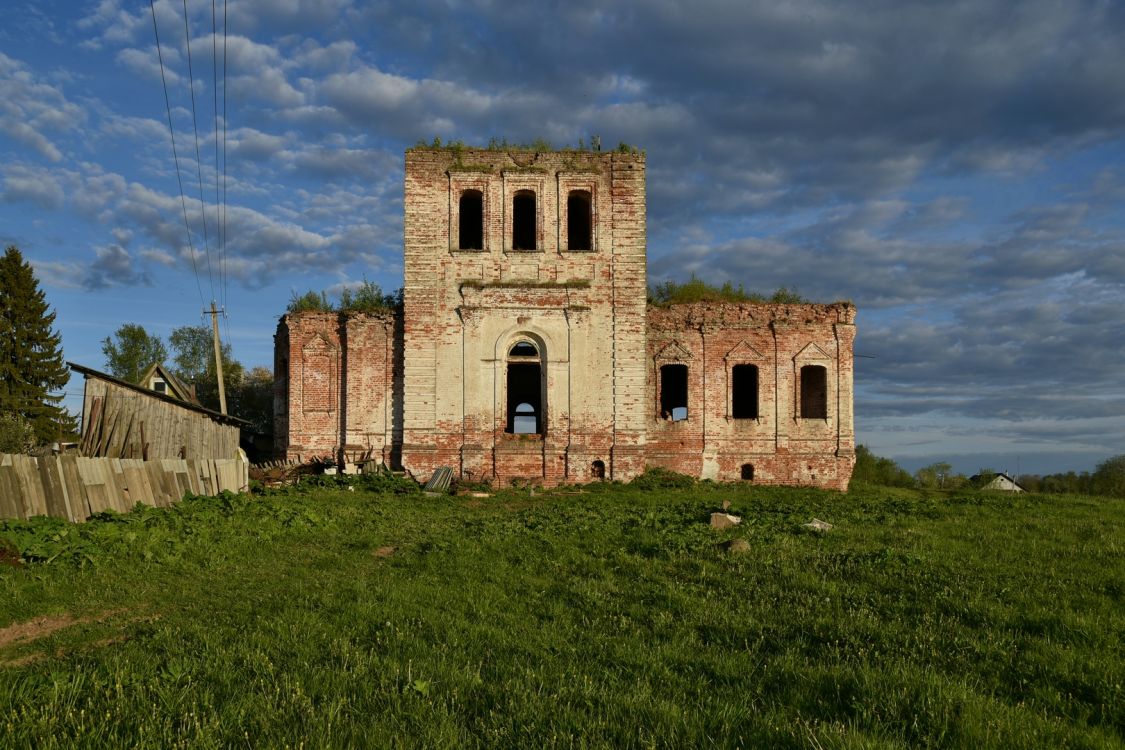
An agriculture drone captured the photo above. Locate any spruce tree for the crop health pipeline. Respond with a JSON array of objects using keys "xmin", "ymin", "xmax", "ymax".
[{"xmin": 0, "ymin": 246, "xmax": 76, "ymax": 444}]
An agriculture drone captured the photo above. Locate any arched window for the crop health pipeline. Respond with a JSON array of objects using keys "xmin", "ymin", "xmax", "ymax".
[
  {"xmin": 741, "ymin": 463, "xmax": 755, "ymax": 481},
  {"xmin": 800, "ymin": 364, "xmax": 828, "ymax": 419},
  {"xmin": 509, "ymin": 341, "xmax": 537, "ymax": 357},
  {"xmin": 591, "ymin": 459, "xmax": 606, "ymax": 479},
  {"xmin": 507, "ymin": 340, "xmax": 544, "ymax": 434},
  {"xmin": 459, "ymin": 190, "xmax": 483, "ymax": 250},
  {"xmin": 731, "ymin": 364, "xmax": 758, "ymax": 419},
  {"xmin": 659, "ymin": 364, "xmax": 688, "ymax": 421},
  {"xmin": 512, "ymin": 190, "xmax": 536, "ymax": 250},
  {"xmin": 567, "ymin": 190, "xmax": 592, "ymax": 251}
]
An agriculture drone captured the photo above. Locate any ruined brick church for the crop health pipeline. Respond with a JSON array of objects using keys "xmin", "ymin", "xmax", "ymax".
[{"xmin": 274, "ymin": 147, "xmax": 856, "ymax": 489}]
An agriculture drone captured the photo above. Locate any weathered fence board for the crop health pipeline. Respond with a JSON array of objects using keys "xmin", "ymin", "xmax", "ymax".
[
  {"xmin": 0, "ymin": 454, "xmax": 249, "ymax": 523},
  {"xmin": 0, "ymin": 464, "xmax": 21, "ymax": 520}
]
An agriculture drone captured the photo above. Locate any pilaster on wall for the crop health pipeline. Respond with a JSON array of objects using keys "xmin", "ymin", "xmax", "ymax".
[
  {"xmin": 402, "ymin": 150, "xmax": 443, "ymax": 442},
  {"xmin": 771, "ymin": 320, "xmax": 791, "ymax": 453},
  {"xmin": 834, "ymin": 319, "xmax": 856, "ymax": 458},
  {"xmin": 272, "ymin": 319, "xmax": 291, "ymax": 458},
  {"xmin": 610, "ymin": 153, "xmax": 648, "ymax": 479}
]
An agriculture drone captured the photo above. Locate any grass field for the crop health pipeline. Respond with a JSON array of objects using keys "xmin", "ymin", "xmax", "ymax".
[{"xmin": 1, "ymin": 475, "xmax": 1122, "ymax": 748}]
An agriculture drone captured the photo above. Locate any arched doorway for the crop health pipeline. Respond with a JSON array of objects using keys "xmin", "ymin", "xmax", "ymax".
[{"xmin": 506, "ymin": 340, "xmax": 544, "ymax": 434}]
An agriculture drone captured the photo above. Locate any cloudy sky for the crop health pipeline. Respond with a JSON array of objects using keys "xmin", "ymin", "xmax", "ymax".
[{"xmin": 2, "ymin": 0, "xmax": 1123, "ymax": 475}]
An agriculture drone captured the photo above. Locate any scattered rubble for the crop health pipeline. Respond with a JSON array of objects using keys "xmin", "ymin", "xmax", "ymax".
[
  {"xmin": 719, "ymin": 538, "xmax": 751, "ymax": 554},
  {"xmin": 710, "ymin": 512, "xmax": 742, "ymax": 530},
  {"xmin": 802, "ymin": 518, "xmax": 834, "ymax": 532}
]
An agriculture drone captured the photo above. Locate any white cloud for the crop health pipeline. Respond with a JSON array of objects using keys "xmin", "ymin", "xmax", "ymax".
[
  {"xmin": 0, "ymin": 166, "xmax": 65, "ymax": 209},
  {"xmin": 0, "ymin": 52, "xmax": 85, "ymax": 162}
]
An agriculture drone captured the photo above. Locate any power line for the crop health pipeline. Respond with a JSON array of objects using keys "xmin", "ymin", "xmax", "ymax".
[
  {"xmin": 211, "ymin": 0, "xmax": 222, "ymax": 308},
  {"xmin": 220, "ymin": 0, "xmax": 230, "ymax": 311},
  {"xmin": 180, "ymin": 0, "xmax": 216, "ymax": 303},
  {"xmin": 149, "ymin": 0, "xmax": 206, "ymax": 309}
]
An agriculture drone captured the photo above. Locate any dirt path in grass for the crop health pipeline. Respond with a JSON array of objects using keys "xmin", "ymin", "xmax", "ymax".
[
  {"xmin": 0, "ymin": 614, "xmax": 83, "ymax": 649},
  {"xmin": 0, "ymin": 610, "xmax": 141, "ymax": 668}
]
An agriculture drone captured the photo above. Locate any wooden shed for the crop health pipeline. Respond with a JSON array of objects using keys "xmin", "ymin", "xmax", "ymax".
[{"xmin": 69, "ymin": 362, "xmax": 248, "ymax": 460}]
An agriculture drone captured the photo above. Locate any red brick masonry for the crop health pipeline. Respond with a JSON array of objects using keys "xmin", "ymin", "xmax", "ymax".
[{"xmin": 275, "ymin": 148, "xmax": 855, "ymax": 490}]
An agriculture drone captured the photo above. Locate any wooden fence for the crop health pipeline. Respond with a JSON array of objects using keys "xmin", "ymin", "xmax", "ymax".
[{"xmin": 0, "ymin": 454, "xmax": 249, "ymax": 523}]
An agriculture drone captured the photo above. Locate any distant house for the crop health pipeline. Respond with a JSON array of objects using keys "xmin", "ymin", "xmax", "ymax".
[
  {"xmin": 138, "ymin": 362, "xmax": 199, "ymax": 405},
  {"xmin": 972, "ymin": 472, "xmax": 1026, "ymax": 493}
]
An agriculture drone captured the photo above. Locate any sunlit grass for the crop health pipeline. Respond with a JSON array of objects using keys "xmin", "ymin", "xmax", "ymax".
[{"xmin": 1, "ymin": 480, "xmax": 1122, "ymax": 748}]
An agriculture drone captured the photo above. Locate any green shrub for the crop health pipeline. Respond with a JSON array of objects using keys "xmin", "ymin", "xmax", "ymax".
[
  {"xmin": 286, "ymin": 290, "xmax": 333, "ymax": 313},
  {"xmin": 0, "ymin": 411, "xmax": 35, "ymax": 454},
  {"xmin": 647, "ymin": 276, "xmax": 808, "ymax": 306},
  {"xmin": 338, "ymin": 280, "xmax": 401, "ymax": 313},
  {"xmin": 629, "ymin": 466, "xmax": 697, "ymax": 490}
]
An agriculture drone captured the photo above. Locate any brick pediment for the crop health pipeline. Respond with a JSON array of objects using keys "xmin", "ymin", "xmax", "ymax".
[
  {"xmin": 793, "ymin": 342, "xmax": 832, "ymax": 361},
  {"xmin": 655, "ymin": 341, "xmax": 693, "ymax": 362},
  {"xmin": 724, "ymin": 340, "xmax": 765, "ymax": 361},
  {"xmin": 302, "ymin": 333, "xmax": 337, "ymax": 354}
]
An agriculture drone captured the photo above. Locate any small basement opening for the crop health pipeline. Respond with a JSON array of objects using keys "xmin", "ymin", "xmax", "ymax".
[
  {"xmin": 741, "ymin": 463, "xmax": 754, "ymax": 481},
  {"xmin": 591, "ymin": 459, "xmax": 606, "ymax": 479}
]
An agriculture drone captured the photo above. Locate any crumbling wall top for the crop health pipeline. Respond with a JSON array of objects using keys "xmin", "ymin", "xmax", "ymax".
[{"xmin": 646, "ymin": 301, "xmax": 856, "ymax": 328}]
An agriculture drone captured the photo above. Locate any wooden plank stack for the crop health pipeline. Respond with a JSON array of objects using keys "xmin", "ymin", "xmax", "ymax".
[{"xmin": 0, "ymin": 454, "xmax": 250, "ymax": 522}]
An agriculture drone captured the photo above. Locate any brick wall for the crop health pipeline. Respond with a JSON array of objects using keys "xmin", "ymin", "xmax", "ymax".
[
  {"xmin": 274, "ymin": 310, "xmax": 399, "ymax": 464},
  {"xmin": 645, "ymin": 302, "xmax": 856, "ymax": 490},
  {"xmin": 400, "ymin": 147, "xmax": 648, "ymax": 486},
  {"xmin": 273, "ymin": 146, "xmax": 856, "ymax": 491}
]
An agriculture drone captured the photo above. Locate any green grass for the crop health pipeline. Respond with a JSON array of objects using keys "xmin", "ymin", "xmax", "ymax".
[{"xmin": 1, "ymin": 480, "xmax": 1122, "ymax": 748}]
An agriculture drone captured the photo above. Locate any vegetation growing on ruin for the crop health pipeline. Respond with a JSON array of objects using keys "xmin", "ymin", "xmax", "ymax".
[
  {"xmin": 460, "ymin": 279, "xmax": 591, "ymax": 290},
  {"xmin": 411, "ymin": 136, "xmax": 643, "ymax": 155},
  {"xmin": 287, "ymin": 280, "xmax": 403, "ymax": 315},
  {"xmin": 1, "ymin": 480, "xmax": 1122, "ymax": 747},
  {"xmin": 647, "ymin": 276, "xmax": 808, "ymax": 306}
]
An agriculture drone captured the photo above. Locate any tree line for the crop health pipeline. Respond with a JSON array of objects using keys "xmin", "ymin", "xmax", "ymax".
[
  {"xmin": 100, "ymin": 324, "xmax": 273, "ymax": 439},
  {"xmin": 851, "ymin": 445, "xmax": 1125, "ymax": 498}
]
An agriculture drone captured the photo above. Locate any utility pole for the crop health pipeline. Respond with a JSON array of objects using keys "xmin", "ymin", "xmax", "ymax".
[{"xmin": 207, "ymin": 301, "xmax": 227, "ymax": 414}]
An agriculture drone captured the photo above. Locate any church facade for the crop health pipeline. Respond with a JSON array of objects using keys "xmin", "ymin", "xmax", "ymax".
[{"xmin": 274, "ymin": 147, "xmax": 856, "ymax": 490}]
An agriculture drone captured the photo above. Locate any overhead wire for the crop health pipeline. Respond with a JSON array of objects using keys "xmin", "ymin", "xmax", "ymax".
[
  {"xmin": 221, "ymin": 0, "xmax": 230, "ymax": 311},
  {"xmin": 149, "ymin": 0, "xmax": 206, "ymax": 309},
  {"xmin": 211, "ymin": 0, "xmax": 222, "ymax": 309},
  {"xmin": 219, "ymin": 0, "xmax": 235, "ymax": 364},
  {"xmin": 180, "ymin": 0, "xmax": 216, "ymax": 303}
]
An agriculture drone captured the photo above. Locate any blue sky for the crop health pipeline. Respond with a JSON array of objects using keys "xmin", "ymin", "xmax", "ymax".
[{"xmin": 2, "ymin": 0, "xmax": 1124, "ymax": 476}]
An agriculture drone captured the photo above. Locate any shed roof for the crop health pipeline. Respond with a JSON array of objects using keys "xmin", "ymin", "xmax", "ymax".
[{"xmin": 68, "ymin": 362, "xmax": 251, "ymax": 427}]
